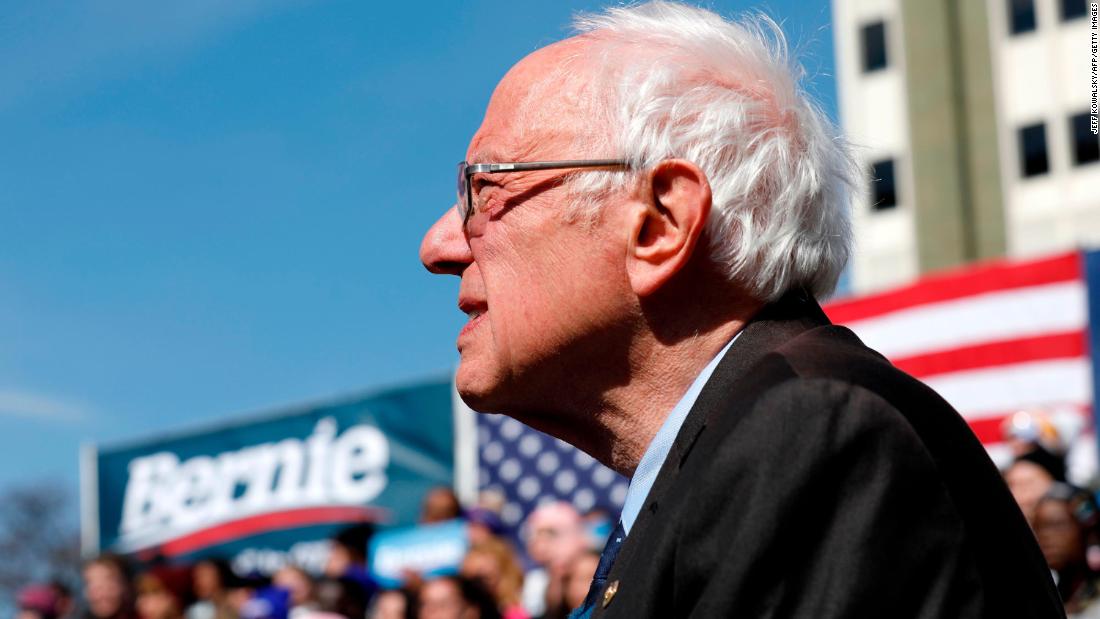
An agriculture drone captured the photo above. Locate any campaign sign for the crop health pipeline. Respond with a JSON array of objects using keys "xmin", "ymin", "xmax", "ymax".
[
  {"xmin": 86, "ymin": 380, "xmax": 454, "ymax": 574},
  {"xmin": 369, "ymin": 519, "xmax": 468, "ymax": 587}
]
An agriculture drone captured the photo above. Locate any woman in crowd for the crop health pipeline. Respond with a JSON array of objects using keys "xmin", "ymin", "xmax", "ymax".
[
  {"xmin": 417, "ymin": 576, "xmax": 500, "ymax": 619},
  {"xmin": 135, "ymin": 567, "xmax": 190, "ymax": 619},
  {"xmin": 17, "ymin": 584, "xmax": 62, "ymax": 619},
  {"xmin": 459, "ymin": 538, "xmax": 527, "ymax": 619},
  {"xmin": 184, "ymin": 559, "xmax": 236, "ymax": 619},
  {"xmin": 273, "ymin": 566, "xmax": 317, "ymax": 619},
  {"xmin": 560, "ymin": 550, "xmax": 600, "ymax": 613},
  {"xmin": 1034, "ymin": 483, "xmax": 1100, "ymax": 618},
  {"xmin": 83, "ymin": 554, "xmax": 137, "ymax": 619},
  {"xmin": 368, "ymin": 589, "xmax": 415, "ymax": 619},
  {"xmin": 1004, "ymin": 446, "xmax": 1066, "ymax": 526}
]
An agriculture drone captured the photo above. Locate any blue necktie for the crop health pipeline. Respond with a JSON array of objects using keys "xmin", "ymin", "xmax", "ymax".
[{"xmin": 569, "ymin": 521, "xmax": 626, "ymax": 619}]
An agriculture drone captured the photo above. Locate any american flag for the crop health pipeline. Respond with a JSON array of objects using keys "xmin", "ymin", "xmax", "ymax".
[
  {"xmin": 824, "ymin": 250, "xmax": 1099, "ymax": 480},
  {"xmin": 477, "ymin": 413, "xmax": 628, "ymax": 535}
]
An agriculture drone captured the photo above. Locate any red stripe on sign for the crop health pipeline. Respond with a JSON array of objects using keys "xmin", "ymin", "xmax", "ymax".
[
  {"xmin": 966, "ymin": 404, "xmax": 1093, "ymax": 444},
  {"xmin": 892, "ymin": 331, "xmax": 1087, "ymax": 378},
  {"xmin": 825, "ymin": 252, "xmax": 1081, "ymax": 324},
  {"xmin": 159, "ymin": 506, "xmax": 379, "ymax": 557}
]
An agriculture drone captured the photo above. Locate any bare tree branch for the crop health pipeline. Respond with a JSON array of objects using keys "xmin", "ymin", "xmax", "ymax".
[{"xmin": 0, "ymin": 480, "xmax": 82, "ymax": 605}]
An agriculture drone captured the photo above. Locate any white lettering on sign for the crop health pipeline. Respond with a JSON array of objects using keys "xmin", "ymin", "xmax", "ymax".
[
  {"xmin": 373, "ymin": 538, "xmax": 467, "ymax": 578},
  {"xmin": 118, "ymin": 418, "xmax": 389, "ymax": 549},
  {"xmin": 232, "ymin": 540, "xmax": 332, "ymax": 576}
]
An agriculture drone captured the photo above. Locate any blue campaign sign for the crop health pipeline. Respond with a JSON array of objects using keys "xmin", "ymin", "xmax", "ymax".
[
  {"xmin": 85, "ymin": 379, "xmax": 454, "ymax": 574},
  {"xmin": 368, "ymin": 519, "xmax": 469, "ymax": 588}
]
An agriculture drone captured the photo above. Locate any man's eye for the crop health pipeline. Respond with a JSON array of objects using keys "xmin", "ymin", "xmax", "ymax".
[
  {"xmin": 471, "ymin": 179, "xmax": 501, "ymax": 212},
  {"xmin": 471, "ymin": 176, "xmax": 500, "ymax": 195}
]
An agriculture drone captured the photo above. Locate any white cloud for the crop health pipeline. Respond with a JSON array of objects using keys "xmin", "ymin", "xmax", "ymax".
[{"xmin": 0, "ymin": 388, "xmax": 91, "ymax": 422}]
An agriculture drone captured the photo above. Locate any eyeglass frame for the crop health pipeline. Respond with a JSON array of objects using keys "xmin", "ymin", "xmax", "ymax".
[{"xmin": 456, "ymin": 159, "xmax": 630, "ymax": 228}]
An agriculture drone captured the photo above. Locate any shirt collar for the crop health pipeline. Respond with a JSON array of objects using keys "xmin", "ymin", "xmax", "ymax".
[{"xmin": 618, "ymin": 332, "xmax": 740, "ymax": 534}]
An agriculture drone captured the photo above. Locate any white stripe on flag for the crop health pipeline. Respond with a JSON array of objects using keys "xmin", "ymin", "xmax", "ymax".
[
  {"xmin": 843, "ymin": 281, "xmax": 1086, "ymax": 359},
  {"xmin": 923, "ymin": 358, "xmax": 1092, "ymax": 417}
]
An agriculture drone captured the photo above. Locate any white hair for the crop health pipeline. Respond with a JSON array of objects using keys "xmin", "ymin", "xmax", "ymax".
[{"xmin": 558, "ymin": 1, "xmax": 857, "ymax": 303}]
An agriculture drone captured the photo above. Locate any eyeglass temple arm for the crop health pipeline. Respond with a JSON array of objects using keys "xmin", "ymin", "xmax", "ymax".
[{"xmin": 464, "ymin": 159, "xmax": 630, "ymax": 177}]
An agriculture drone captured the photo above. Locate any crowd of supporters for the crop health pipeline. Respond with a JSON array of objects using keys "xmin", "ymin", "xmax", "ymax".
[
  {"xmin": 1002, "ymin": 410, "xmax": 1100, "ymax": 619},
  {"xmin": 13, "ymin": 487, "xmax": 608, "ymax": 619},
  {"xmin": 16, "ymin": 407, "xmax": 1100, "ymax": 619}
]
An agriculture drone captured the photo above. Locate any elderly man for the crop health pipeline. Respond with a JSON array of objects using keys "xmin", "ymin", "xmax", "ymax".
[{"xmin": 420, "ymin": 2, "xmax": 1062, "ymax": 617}]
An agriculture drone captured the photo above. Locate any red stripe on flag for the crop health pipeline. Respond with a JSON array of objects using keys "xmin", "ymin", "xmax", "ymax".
[
  {"xmin": 892, "ymin": 331, "xmax": 1087, "ymax": 378},
  {"xmin": 159, "ymin": 506, "xmax": 379, "ymax": 557},
  {"xmin": 969, "ymin": 415, "xmax": 1012, "ymax": 444},
  {"xmin": 825, "ymin": 252, "xmax": 1081, "ymax": 324}
]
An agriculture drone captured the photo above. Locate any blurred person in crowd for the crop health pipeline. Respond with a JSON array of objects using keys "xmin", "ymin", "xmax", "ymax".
[
  {"xmin": 1006, "ymin": 446, "xmax": 1068, "ymax": 526},
  {"xmin": 1004, "ymin": 409, "xmax": 1066, "ymax": 458},
  {"xmin": 368, "ymin": 589, "xmax": 415, "ymax": 619},
  {"xmin": 312, "ymin": 576, "xmax": 370, "ymax": 619},
  {"xmin": 239, "ymin": 586, "xmax": 290, "ymax": 619},
  {"xmin": 18, "ymin": 584, "xmax": 61, "ymax": 619},
  {"xmin": 419, "ymin": 1, "xmax": 1062, "ymax": 615},
  {"xmin": 578, "ymin": 511, "xmax": 612, "ymax": 553},
  {"xmin": 420, "ymin": 487, "xmax": 463, "ymax": 524},
  {"xmin": 49, "ymin": 581, "xmax": 78, "ymax": 619},
  {"xmin": 324, "ymin": 523, "xmax": 374, "ymax": 577},
  {"xmin": 460, "ymin": 538, "xmax": 527, "ymax": 619},
  {"xmin": 519, "ymin": 503, "xmax": 586, "ymax": 618},
  {"xmin": 417, "ymin": 576, "xmax": 500, "ymax": 619},
  {"xmin": 1035, "ymin": 483, "xmax": 1100, "ymax": 617},
  {"xmin": 273, "ymin": 565, "xmax": 318, "ymax": 619},
  {"xmin": 226, "ymin": 573, "xmax": 270, "ymax": 619},
  {"xmin": 560, "ymin": 552, "xmax": 600, "ymax": 616},
  {"xmin": 465, "ymin": 507, "xmax": 506, "ymax": 547},
  {"xmin": 185, "ymin": 559, "xmax": 235, "ymax": 619},
  {"xmin": 475, "ymin": 491, "xmax": 506, "ymax": 515},
  {"xmin": 323, "ymin": 523, "xmax": 378, "ymax": 605},
  {"xmin": 83, "ymin": 554, "xmax": 136, "ymax": 619},
  {"xmin": 135, "ymin": 567, "xmax": 191, "ymax": 619}
]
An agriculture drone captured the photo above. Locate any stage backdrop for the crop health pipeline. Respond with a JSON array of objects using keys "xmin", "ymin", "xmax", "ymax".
[
  {"xmin": 824, "ymin": 250, "xmax": 1100, "ymax": 481},
  {"xmin": 82, "ymin": 379, "xmax": 454, "ymax": 575}
]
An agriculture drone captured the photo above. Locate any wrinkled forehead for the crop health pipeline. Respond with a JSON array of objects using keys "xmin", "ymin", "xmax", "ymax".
[{"xmin": 466, "ymin": 36, "xmax": 607, "ymax": 163}]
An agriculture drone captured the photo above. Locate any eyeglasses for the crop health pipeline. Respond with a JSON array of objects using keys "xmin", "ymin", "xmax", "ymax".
[{"xmin": 456, "ymin": 159, "xmax": 630, "ymax": 228}]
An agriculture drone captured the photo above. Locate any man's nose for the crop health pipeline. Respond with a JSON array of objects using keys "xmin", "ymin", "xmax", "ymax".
[{"xmin": 420, "ymin": 206, "xmax": 472, "ymax": 275}]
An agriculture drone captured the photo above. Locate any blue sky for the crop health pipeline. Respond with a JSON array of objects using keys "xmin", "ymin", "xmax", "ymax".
[{"xmin": 0, "ymin": 0, "xmax": 837, "ymax": 495}]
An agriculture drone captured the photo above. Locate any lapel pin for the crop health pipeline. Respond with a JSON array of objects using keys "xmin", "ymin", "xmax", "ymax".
[{"xmin": 602, "ymin": 580, "xmax": 619, "ymax": 608}]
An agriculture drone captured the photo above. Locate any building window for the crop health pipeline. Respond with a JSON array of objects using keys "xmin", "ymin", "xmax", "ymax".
[
  {"xmin": 1009, "ymin": 0, "xmax": 1037, "ymax": 34},
  {"xmin": 870, "ymin": 159, "xmax": 897, "ymax": 210},
  {"xmin": 861, "ymin": 21, "xmax": 888, "ymax": 72},
  {"xmin": 1070, "ymin": 112, "xmax": 1100, "ymax": 165},
  {"xmin": 1061, "ymin": 0, "xmax": 1087, "ymax": 20},
  {"xmin": 1018, "ymin": 123, "xmax": 1050, "ymax": 177}
]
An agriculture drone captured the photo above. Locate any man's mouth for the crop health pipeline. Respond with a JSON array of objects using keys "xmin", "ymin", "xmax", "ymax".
[
  {"xmin": 458, "ymin": 301, "xmax": 488, "ymax": 344},
  {"xmin": 458, "ymin": 296, "xmax": 487, "ymax": 321}
]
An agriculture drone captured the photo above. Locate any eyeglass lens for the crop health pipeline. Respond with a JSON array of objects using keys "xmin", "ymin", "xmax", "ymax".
[{"xmin": 455, "ymin": 162, "xmax": 469, "ymax": 221}]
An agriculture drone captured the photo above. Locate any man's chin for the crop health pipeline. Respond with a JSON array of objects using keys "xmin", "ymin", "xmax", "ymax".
[
  {"xmin": 458, "ymin": 383, "xmax": 543, "ymax": 422},
  {"xmin": 454, "ymin": 367, "xmax": 506, "ymax": 414},
  {"xmin": 455, "ymin": 360, "xmax": 557, "ymax": 419},
  {"xmin": 456, "ymin": 388, "xmax": 497, "ymax": 414}
]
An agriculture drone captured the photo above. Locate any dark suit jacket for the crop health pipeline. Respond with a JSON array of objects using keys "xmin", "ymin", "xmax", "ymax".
[{"xmin": 593, "ymin": 292, "xmax": 1064, "ymax": 618}]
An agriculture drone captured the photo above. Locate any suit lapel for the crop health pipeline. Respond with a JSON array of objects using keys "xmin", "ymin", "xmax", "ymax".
[{"xmin": 595, "ymin": 292, "xmax": 830, "ymax": 615}]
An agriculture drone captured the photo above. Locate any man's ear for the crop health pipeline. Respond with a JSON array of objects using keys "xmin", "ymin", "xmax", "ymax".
[{"xmin": 626, "ymin": 159, "xmax": 712, "ymax": 297}]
